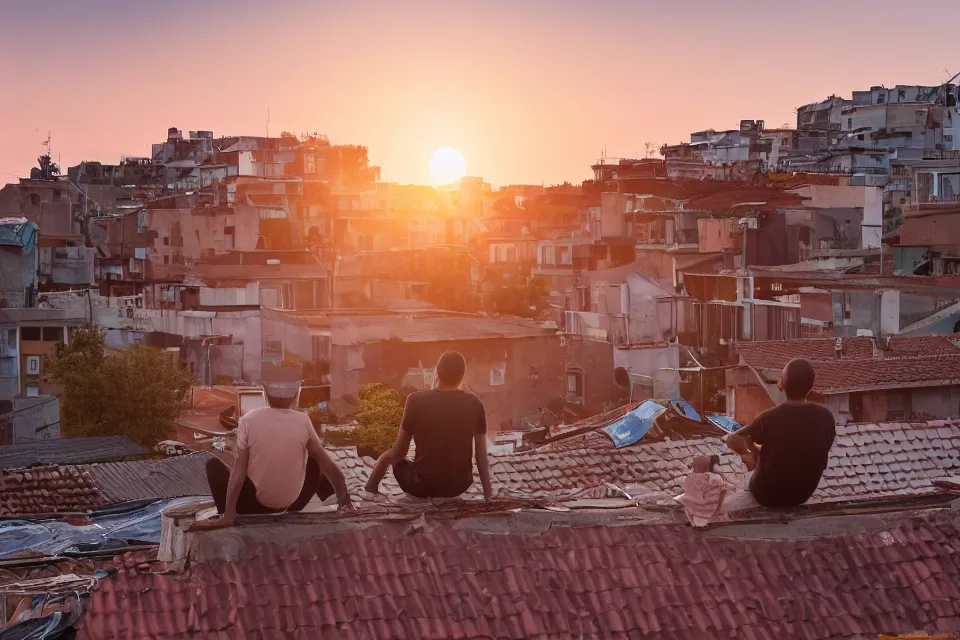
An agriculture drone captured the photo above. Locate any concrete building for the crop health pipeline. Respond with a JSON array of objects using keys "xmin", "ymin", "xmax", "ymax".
[{"xmin": 261, "ymin": 310, "xmax": 563, "ymax": 431}]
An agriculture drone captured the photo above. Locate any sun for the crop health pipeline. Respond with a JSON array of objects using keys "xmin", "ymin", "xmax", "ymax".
[{"xmin": 428, "ymin": 147, "xmax": 467, "ymax": 186}]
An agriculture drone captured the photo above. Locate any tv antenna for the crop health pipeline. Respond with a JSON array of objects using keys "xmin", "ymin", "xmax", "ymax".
[{"xmin": 266, "ymin": 107, "xmax": 270, "ymax": 138}]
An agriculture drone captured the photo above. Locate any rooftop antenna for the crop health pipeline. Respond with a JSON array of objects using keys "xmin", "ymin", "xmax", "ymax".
[{"xmin": 266, "ymin": 107, "xmax": 270, "ymax": 138}]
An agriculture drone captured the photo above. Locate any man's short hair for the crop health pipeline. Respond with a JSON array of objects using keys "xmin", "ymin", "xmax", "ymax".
[
  {"xmin": 782, "ymin": 358, "xmax": 816, "ymax": 400},
  {"xmin": 436, "ymin": 351, "xmax": 466, "ymax": 386}
]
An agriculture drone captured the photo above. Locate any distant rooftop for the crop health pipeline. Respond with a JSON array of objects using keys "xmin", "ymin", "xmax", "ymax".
[
  {"xmin": 0, "ymin": 435, "xmax": 145, "ymax": 470},
  {"xmin": 738, "ymin": 336, "xmax": 960, "ymax": 393}
]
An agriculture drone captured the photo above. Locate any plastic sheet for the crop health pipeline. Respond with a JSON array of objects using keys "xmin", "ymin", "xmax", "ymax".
[
  {"xmin": 670, "ymin": 400, "xmax": 703, "ymax": 423},
  {"xmin": 0, "ymin": 497, "xmax": 197, "ymax": 559},
  {"xmin": 705, "ymin": 413, "xmax": 742, "ymax": 433},
  {"xmin": 602, "ymin": 401, "xmax": 668, "ymax": 448}
]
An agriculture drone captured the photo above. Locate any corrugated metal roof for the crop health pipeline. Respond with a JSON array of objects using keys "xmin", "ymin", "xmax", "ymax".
[
  {"xmin": 0, "ymin": 436, "xmax": 146, "ymax": 470},
  {"xmin": 83, "ymin": 453, "xmax": 213, "ymax": 502}
]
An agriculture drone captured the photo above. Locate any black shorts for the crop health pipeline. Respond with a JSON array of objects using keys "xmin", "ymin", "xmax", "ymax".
[{"xmin": 393, "ymin": 460, "xmax": 469, "ymax": 499}]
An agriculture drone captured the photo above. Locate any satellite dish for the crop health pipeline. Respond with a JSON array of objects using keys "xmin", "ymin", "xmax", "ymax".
[{"xmin": 614, "ymin": 367, "xmax": 630, "ymax": 388}]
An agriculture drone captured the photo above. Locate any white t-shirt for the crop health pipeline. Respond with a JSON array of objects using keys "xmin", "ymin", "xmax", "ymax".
[{"xmin": 235, "ymin": 406, "xmax": 319, "ymax": 509}]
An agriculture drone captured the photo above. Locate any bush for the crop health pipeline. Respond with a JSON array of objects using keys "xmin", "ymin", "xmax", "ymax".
[
  {"xmin": 48, "ymin": 329, "xmax": 194, "ymax": 448},
  {"xmin": 338, "ymin": 383, "xmax": 405, "ymax": 452}
]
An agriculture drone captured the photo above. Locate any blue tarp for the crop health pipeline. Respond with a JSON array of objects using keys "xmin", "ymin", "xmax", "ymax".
[
  {"xmin": 0, "ymin": 218, "xmax": 37, "ymax": 250},
  {"xmin": 706, "ymin": 413, "xmax": 742, "ymax": 433},
  {"xmin": 670, "ymin": 400, "xmax": 703, "ymax": 423},
  {"xmin": 602, "ymin": 401, "xmax": 668, "ymax": 448},
  {"xmin": 0, "ymin": 497, "xmax": 198, "ymax": 558}
]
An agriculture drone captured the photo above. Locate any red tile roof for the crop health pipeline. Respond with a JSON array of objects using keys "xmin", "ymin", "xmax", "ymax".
[
  {"xmin": 77, "ymin": 508, "xmax": 960, "ymax": 639},
  {"xmin": 327, "ymin": 420, "xmax": 960, "ymax": 506},
  {"xmin": 737, "ymin": 336, "xmax": 960, "ymax": 392},
  {"xmin": 0, "ymin": 465, "xmax": 106, "ymax": 516}
]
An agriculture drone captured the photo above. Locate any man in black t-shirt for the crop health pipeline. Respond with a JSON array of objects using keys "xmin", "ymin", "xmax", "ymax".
[
  {"xmin": 726, "ymin": 358, "xmax": 836, "ymax": 508},
  {"xmin": 365, "ymin": 351, "xmax": 493, "ymax": 500}
]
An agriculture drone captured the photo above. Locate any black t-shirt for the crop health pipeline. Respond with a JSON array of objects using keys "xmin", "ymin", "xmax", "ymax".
[
  {"xmin": 401, "ymin": 389, "xmax": 487, "ymax": 496},
  {"xmin": 747, "ymin": 401, "xmax": 836, "ymax": 508}
]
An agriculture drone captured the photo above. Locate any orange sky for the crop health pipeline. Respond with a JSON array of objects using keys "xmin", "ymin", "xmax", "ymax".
[{"xmin": 2, "ymin": 0, "xmax": 959, "ymax": 186}]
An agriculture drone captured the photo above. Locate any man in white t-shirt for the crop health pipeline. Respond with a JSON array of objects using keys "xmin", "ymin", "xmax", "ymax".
[{"xmin": 194, "ymin": 382, "xmax": 354, "ymax": 530}]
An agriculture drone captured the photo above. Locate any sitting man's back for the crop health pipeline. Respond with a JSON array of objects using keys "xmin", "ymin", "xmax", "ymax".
[
  {"xmin": 199, "ymin": 381, "xmax": 353, "ymax": 528},
  {"xmin": 366, "ymin": 351, "xmax": 493, "ymax": 500},
  {"xmin": 727, "ymin": 358, "xmax": 836, "ymax": 508},
  {"xmin": 400, "ymin": 388, "xmax": 485, "ymax": 497}
]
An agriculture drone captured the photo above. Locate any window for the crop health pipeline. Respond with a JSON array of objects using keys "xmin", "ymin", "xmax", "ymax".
[
  {"xmin": 25, "ymin": 356, "xmax": 41, "ymax": 376},
  {"xmin": 566, "ymin": 369, "xmax": 584, "ymax": 403},
  {"xmin": 42, "ymin": 327, "xmax": 62, "ymax": 342},
  {"xmin": 857, "ymin": 134, "xmax": 864, "ymax": 141},
  {"xmin": 26, "ymin": 387, "xmax": 39, "ymax": 398},
  {"xmin": 163, "ymin": 236, "xmax": 170, "ymax": 246},
  {"xmin": 2, "ymin": 329, "xmax": 16, "ymax": 357},
  {"xmin": 163, "ymin": 255, "xmax": 170, "ymax": 265},
  {"xmin": 263, "ymin": 340, "xmax": 282, "ymax": 357},
  {"xmin": 311, "ymin": 334, "xmax": 331, "ymax": 361},
  {"xmin": 847, "ymin": 118, "xmax": 853, "ymax": 129},
  {"xmin": 887, "ymin": 391, "xmax": 910, "ymax": 420},
  {"xmin": 20, "ymin": 327, "xmax": 41, "ymax": 341},
  {"xmin": 490, "ymin": 362, "xmax": 506, "ymax": 386},
  {"xmin": 304, "ymin": 155, "xmax": 316, "ymax": 174}
]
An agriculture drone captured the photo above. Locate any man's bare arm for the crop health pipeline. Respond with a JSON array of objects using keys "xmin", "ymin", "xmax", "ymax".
[
  {"xmin": 725, "ymin": 418, "xmax": 763, "ymax": 471},
  {"xmin": 306, "ymin": 437, "xmax": 354, "ymax": 509},
  {"xmin": 474, "ymin": 433, "xmax": 492, "ymax": 500},
  {"xmin": 725, "ymin": 418, "xmax": 762, "ymax": 454},
  {"xmin": 191, "ymin": 449, "xmax": 249, "ymax": 531},
  {"xmin": 365, "ymin": 429, "xmax": 413, "ymax": 493}
]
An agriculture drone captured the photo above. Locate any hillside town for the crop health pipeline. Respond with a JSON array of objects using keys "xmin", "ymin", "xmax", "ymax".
[{"xmin": 3, "ymin": 81, "xmax": 960, "ymax": 638}]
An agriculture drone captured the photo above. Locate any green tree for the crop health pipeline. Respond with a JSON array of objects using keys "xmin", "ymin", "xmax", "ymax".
[
  {"xmin": 48, "ymin": 329, "xmax": 194, "ymax": 448},
  {"xmin": 489, "ymin": 276, "xmax": 549, "ymax": 318},
  {"xmin": 338, "ymin": 383, "xmax": 405, "ymax": 452}
]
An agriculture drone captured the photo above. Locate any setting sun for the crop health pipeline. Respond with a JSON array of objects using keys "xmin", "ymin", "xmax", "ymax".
[{"xmin": 428, "ymin": 147, "xmax": 466, "ymax": 186}]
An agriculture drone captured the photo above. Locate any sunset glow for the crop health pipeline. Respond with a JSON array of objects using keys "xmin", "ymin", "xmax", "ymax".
[{"xmin": 428, "ymin": 148, "xmax": 466, "ymax": 186}]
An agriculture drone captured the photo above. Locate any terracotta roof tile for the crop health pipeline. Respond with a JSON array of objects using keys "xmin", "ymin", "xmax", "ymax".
[
  {"xmin": 737, "ymin": 336, "xmax": 960, "ymax": 392},
  {"xmin": 327, "ymin": 419, "xmax": 960, "ymax": 506},
  {"xmin": 0, "ymin": 465, "xmax": 106, "ymax": 516},
  {"xmin": 76, "ymin": 508, "xmax": 960, "ymax": 639}
]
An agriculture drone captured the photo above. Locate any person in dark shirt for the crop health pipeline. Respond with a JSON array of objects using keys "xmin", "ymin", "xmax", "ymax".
[
  {"xmin": 365, "ymin": 351, "xmax": 493, "ymax": 500},
  {"xmin": 725, "ymin": 358, "xmax": 836, "ymax": 508}
]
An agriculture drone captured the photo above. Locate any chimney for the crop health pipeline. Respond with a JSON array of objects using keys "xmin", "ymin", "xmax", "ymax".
[
  {"xmin": 834, "ymin": 337, "xmax": 843, "ymax": 359},
  {"xmin": 872, "ymin": 335, "xmax": 893, "ymax": 358}
]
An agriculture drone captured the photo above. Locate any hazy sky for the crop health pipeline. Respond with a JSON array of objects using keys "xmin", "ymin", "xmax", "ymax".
[{"xmin": 1, "ymin": 0, "xmax": 958, "ymax": 186}]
